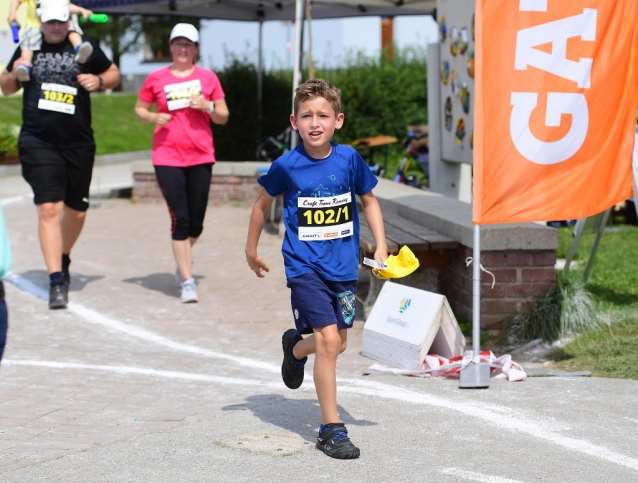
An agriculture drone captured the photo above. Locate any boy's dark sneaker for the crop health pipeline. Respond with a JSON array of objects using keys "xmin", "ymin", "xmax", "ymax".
[
  {"xmin": 49, "ymin": 283, "xmax": 68, "ymax": 310},
  {"xmin": 316, "ymin": 423, "xmax": 360, "ymax": 459},
  {"xmin": 281, "ymin": 329, "xmax": 306, "ymax": 389}
]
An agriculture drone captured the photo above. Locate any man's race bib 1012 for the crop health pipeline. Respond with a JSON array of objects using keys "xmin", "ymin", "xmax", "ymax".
[
  {"xmin": 164, "ymin": 79, "xmax": 202, "ymax": 111},
  {"xmin": 38, "ymin": 83, "xmax": 77, "ymax": 115},
  {"xmin": 298, "ymin": 192, "xmax": 353, "ymax": 241}
]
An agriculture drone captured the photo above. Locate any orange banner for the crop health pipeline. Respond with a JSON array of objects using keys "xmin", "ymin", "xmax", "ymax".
[{"xmin": 474, "ymin": 0, "xmax": 638, "ymax": 225}]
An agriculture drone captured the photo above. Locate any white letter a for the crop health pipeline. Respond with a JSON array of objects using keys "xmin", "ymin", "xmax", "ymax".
[{"xmin": 515, "ymin": 9, "xmax": 597, "ymax": 88}]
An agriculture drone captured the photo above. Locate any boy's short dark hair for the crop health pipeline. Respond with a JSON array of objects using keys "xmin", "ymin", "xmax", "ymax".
[{"xmin": 293, "ymin": 79, "xmax": 341, "ymax": 117}]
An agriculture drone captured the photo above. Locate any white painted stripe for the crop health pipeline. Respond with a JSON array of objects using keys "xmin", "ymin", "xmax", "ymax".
[
  {"xmin": 2, "ymin": 359, "xmax": 282, "ymax": 388},
  {"xmin": 338, "ymin": 379, "xmax": 638, "ymax": 473},
  {"xmin": 1, "ymin": 195, "xmax": 29, "ymax": 206},
  {"xmin": 4, "ymin": 273, "xmax": 280, "ymax": 374},
  {"xmin": 441, "ymin": 468, "xmax": 526, "ymax": 483}
]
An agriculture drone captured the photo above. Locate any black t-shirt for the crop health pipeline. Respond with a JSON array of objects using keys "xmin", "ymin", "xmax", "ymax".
[{"xmin": 8, "ymin": 37, "xmax": 113, "ymax": 147}]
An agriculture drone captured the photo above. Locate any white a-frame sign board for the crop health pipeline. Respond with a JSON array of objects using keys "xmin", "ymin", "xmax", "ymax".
[{"xmin": 362, "ymin": 281, "xmax": 466, "ymax": 370}]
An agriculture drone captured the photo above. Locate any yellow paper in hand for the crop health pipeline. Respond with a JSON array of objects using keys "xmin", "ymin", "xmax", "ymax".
[{"xmin": 372, "ymin": 246, "xmax": 420, "ymax": 280}]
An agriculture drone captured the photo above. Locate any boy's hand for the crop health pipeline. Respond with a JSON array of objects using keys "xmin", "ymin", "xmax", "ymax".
[
  {"xmin": 246, "ymin": 252, "xmax": 270, "ymax": 278},
  {"xmin": 374, "ymin": 247, "xmax": 388, "ymax": 265},
  {"xmin": 82, "ymin": 8, "xmax": 94, "ymax": 19}
]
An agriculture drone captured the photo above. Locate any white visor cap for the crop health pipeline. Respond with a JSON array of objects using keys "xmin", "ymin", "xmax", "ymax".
[
  {"xmin": 169, "ymin": 23, "xmax": 200, "ymax": 44},
  {"xmin": 39, "ymin": 0, "xmax": 70, "ymax": 23}
]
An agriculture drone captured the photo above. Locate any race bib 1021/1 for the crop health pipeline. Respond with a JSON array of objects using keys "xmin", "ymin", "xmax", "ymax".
[
  {"xmin": 164, "ymin": 79, "xmax": 202, "ymax": 111},
  {"xmin": 38, "ymin": 83, "xmax": 77, "ymax": 114},
  {"xmin": 297, "ymin": 192, "xmax": 353, "ymax": 241}
]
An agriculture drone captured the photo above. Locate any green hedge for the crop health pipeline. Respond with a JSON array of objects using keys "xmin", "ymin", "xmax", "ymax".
[{"xmin": 214, "ymin": 46, "xmax": 428, "ymax": 160}]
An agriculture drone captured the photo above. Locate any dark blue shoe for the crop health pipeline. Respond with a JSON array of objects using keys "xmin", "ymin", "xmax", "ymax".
[
  {"xmin": 316, "ymin": 423, "xmax": 360, "ymax": 459},
  {"xmin": 281, "ymin": 329, "xmax": 306, "ymax": 389}
]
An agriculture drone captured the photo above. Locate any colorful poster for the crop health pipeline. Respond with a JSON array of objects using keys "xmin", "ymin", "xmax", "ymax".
[{"xmin": 473, "ymin": 0, "xmax": 638, "ymax": 225}]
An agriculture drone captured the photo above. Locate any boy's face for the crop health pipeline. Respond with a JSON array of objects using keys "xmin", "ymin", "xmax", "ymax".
[{"xmin": 290, "ymin": 96, "xmax": 344, "ymax": 158}]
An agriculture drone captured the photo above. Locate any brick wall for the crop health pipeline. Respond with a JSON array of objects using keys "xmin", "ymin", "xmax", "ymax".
[
  {"xmin": 439, "ymin": 245, "xmax": 556, "ymax": 329},
  {"xmin": 133, "ymin": 172, "xmax": 262, "ymax": 205}
]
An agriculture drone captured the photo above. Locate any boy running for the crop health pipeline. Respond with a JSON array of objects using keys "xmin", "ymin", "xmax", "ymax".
[{"xmin": 245, "ymin": 79, "xmax": 388, "ymax": 459}]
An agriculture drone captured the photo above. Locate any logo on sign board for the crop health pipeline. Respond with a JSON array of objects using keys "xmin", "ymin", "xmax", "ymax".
[{"xmin": 399, "ymin": 297, "xmax": 411, "ymax": 313}]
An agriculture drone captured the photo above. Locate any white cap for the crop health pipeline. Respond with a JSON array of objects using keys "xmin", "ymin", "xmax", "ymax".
[
  {"xmin": 39, "ymin": 0, "xmax": 70, "ymax": 23},
  {"xmin": 169, "ymin": 23, "xmax": 199, "ymax": 43}
]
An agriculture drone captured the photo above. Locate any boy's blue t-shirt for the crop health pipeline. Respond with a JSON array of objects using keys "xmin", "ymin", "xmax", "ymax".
[{"xmin": 259, "ymin": 141, "xmax": 378, "ymax": 282}]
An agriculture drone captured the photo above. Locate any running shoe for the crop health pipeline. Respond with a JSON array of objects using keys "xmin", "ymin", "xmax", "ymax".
[
  {"xmin": 15, "ymin": 64, "xmax": 31, "ymax": 82},
  {"xmin": 49, "ymin": 283, "xmax": 68, "ymax": 309},
  {"xmin": 74, "ymin": 42, "xmax": 93, "ymax": 64},
  {"xmin": 281, "ymin": 329, "xmax": 306, "ymax": 389},
  {"xmin": 180, "ymin": 278, "xmax": 198, "ymax": 303},
  {"xmin": 316, "ymin": 423, "xmax": 360, "ymax": 459}
]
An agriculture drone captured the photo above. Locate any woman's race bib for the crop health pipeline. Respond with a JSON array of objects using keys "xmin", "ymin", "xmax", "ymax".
[
  {"xmin": 164, "ymin": 79, "xmax": 202, "ymax": 111},
  {"xmin": 38, "ymin": 83, "xmax": 77, "ymax": 115},
  {"xmin": 297, "ymin": 192, "xmax": 353, "ymax": 241}
]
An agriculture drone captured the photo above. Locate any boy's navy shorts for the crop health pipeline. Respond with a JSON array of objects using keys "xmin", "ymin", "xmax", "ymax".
[{"xmin": 286, "ymin": 272, "xmax": 357, "ymax": 335}]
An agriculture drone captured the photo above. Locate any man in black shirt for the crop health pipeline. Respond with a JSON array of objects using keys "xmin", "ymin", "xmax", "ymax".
[{"xmin": 0, "ymin": 0, "xmax": 119, "ymax": 309}]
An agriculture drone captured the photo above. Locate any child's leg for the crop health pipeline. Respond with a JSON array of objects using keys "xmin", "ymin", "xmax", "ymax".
[
  {"xmin": 299, "ymin": 325, "xmax": 347, "ymax": 424},
  {"xmin": 68, "ymin": 31, "xmax": 82, "ymax": 48},
  {"xmin": 19, "ymin": 49, "xmax": 34, "ymax": 66}
]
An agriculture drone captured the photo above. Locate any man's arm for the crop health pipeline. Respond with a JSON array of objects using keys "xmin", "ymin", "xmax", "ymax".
[
  {"xmin": 0, "ymin": 63, "xmax": 22, "ymax": 97},
  {"xmin": 76, "ymin": 63, "xmax": 119, "ymax": 92},
  {"xmin": 360, "ymin": 191, "xmax": 388, "ymax": 262}
]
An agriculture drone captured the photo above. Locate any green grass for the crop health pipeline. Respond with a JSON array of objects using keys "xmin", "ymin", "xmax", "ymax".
[
  {"xmin": 0, "ymin": 93, "xmax": 155, "ymax": 156},
  {"xmin": 549, "ymin": 225, "xmax": 638, "ymax": 378}
]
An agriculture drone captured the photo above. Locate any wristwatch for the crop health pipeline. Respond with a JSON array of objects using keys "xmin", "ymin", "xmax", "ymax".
[
  {"xmin": 98, "ymin": 76, "xmax": 104, "ymax": 88},
  {"xmin": 206, "ymin": 100, "xmax": 215, "ymax": 113}
]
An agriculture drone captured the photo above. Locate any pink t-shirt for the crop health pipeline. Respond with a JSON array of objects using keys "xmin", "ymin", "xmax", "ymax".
[{"xmin": 138, "ymin": 66, "xmax": 225, "ymax": 167}]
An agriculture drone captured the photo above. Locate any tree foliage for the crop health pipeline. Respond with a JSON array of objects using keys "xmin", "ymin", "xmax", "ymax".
[
  {"xmin": 212, "ymin": 45, "xmax": 428, "ymax": 160},
  {"xmin": 81, "ymin": 14, "xmax": 144, "ymax": 73}
]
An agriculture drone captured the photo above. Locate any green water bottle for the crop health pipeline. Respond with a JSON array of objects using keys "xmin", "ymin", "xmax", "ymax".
[{"xmin": 80, "ymin": 13, "xmax": 109, "ymax": 23}]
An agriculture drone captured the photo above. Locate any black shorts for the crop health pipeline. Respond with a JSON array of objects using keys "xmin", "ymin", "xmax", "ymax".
[
  {"xmin": 19, "ymin": 141, "xmax": 96, "ymax": 212},
  {"xmin": 287, "ymin": 272, "xmax": 357, "ymax": 335}
]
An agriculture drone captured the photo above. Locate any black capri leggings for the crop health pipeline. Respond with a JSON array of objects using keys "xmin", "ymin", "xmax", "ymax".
[{"xmin": 154, "ymin": 163, "xmax": 213, "ymax": 241}]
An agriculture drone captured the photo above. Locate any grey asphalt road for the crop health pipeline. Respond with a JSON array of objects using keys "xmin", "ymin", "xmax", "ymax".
[{"xmin": 1, "ymin": 171, "xmax": 637, "ymax": 482}]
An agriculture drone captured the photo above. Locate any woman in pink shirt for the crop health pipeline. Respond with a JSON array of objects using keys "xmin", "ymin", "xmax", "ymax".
[{"xmin": 135, "ymin": 23, "xmax": 229, "ymax": 303}]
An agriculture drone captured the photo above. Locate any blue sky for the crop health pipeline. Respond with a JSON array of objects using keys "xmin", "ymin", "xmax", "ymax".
[{"xmin": 120, "ymin": 16, "xmax": 438, "ymax": 74}]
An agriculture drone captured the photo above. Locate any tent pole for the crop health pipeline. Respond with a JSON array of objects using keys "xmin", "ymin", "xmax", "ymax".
[
  {"xmin": 290, "ymin": 0, "xmax": 304, "ymax": 149},
  {"xmin": 257, "ymin": 20, "xmax": 263, "ymax": 145},
  {"xmin": 459, "ymin": 224, "xmax": 490, "ymax": 388}
]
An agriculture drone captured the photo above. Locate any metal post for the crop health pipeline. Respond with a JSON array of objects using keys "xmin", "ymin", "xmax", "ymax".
[
  {"xmin": 472, "ymin": 224, "xmax": 481, "ymax": 359},
  {"xmin": 459, "ymin": 224, "xmax": 490, "ymax": 388},
  {"xmin": 290, "ymin": 0, "xmax": 304, "ymax": 150},
  {"xmin": 582, "ymin": 209, "xmax": 611, "ymax": 284},
  {"xmin": 257, "ymin": 20, "xmax": 263, "ymax": 145}
]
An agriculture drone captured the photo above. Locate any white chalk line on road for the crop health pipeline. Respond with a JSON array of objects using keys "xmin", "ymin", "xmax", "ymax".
[
  {"xmin": 339, "ymin": 379, "xmax": 638, "ymax": 473},
  {"xmin": 5, "ymin": 273, "xmax": 280, "ymax": 374},
  {"xmin": 2, "ymin": 359, "xmax": 282, "ymax": 389},
  {"xmin": 6, "ymin": 273, "xmax": 638, "ymax": 474},
  {"xmin": 440, "ymin": 468, "xmax": 526, "ymax": 483},
  {"xmin": 1, "ymin": 195, "xmax": 29, "ymax": 206}
]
